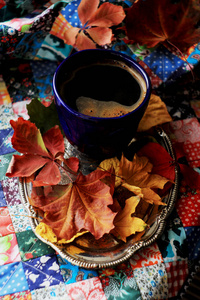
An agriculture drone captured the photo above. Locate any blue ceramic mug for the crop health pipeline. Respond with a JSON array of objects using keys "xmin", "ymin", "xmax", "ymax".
[{"xmin": 53, "ymin": 49, "xmax": 151, "ymax": 160}]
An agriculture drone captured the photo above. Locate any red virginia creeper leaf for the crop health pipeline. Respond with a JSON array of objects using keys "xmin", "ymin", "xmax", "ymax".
[
  {"xmin": 42, "ymin": 125, "xmax": 65, "ymax": 158},
  {"xmin": 87, "ymin": 2, "xmax": 126, "ymax": 27},
  {"xmin": 78, "ymin": 0, "xmax": 99, "ymax": 26},
  {"xmin": 10, "ymin": 117, "xmax": 50, "ymax": 157},
  {"xmin": 75, "ymin": 30, "xmax": 96, "ymax": 50},
  {"xmin": 6, "ymin": 154, "xmax": 50, "ymax": 178},
  {"xmin": 6, "ymin": 118, "xmax": 78, "ymax": 186},
  {"xmin": 64, "ymin": 27, "xmax": 79, "ymax": 46},
  {"xmin": 86, "ymin": 27, "xmax": 113, "ymax": 45},
  {"xmin": 64, "ymin": 0, "xmax": 125, "ymax": 51}
]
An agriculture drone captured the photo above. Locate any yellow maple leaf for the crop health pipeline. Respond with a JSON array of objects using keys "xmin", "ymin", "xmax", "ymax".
[
  {"xmin": 138, "ymin": 94, "xmax": 172, "ymax": 132},
  {"xmin": 112, "ymin": 196, "xmax": 147, "ymax": 242},
  {"xmin": 35, "ymin": 222, "xmax": 88, "ymax": 244}
]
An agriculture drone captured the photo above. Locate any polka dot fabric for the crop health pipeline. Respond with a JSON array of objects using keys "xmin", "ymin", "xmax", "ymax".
[
  {"xmin": 143, "ymin": 45, "xmax": 185, "ymax": 82},
  {"xmin": 176, "ymin": 193, "xmax": 200, "ymax": 227}
]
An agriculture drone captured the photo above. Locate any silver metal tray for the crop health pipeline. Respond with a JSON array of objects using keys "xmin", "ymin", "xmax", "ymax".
[{"xmin": 19, "ymin": 127, "xmax": 179, "ymax": 269}]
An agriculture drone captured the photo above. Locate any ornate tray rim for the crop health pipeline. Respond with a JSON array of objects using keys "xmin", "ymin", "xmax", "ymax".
[{"xmin": 18, "ymin": 127, "xmax": 179, "ymax": 269}]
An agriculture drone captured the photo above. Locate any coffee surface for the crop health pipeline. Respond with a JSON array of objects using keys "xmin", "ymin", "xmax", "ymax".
[
  {"xmin": 60, "ymin": 60, "xmax": 146, "ymax": 118},
  {"xmin": 76, "ymin": 96, "xmax": 138, "ymax": 117}
]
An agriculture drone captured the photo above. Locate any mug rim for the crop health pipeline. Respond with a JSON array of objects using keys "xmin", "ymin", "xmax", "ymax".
[{"xmin": 53, "ymin": 49, "xmax": 151, "ymax": 121}]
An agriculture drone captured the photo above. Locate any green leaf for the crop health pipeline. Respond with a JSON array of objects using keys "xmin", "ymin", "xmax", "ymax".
[{"xmin": 27, "ymin": 98, "xmax": 63, "ymax": 135}]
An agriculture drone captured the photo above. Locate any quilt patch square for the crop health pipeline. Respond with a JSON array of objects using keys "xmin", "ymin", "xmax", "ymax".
[
  {"xmin": 175, "ymin": 193, "xmax": 200, "ymax": 227},
  {"xmin": 163, "ymin": 118, "xmax": 200, "ymax": 144},
  {"xmin": 0, "ymin": 154, "xmax": 14, "ymax": 181},
  {"xmin": 57, "ymin": 255, "xmax": 97, "ymax": 284},
  {"xmin": 0, "ymin": 104, "xmax": 14, "ymax": 130},
  {"xmin": 184, "ymin": 141, "xmax": 200, "ymax": 168},
  {"xmin": 143, "ymin": 45, "xmax": 184, "ymax": 82},
  {"xmin": 133, "ymin": 262, "xmax": 168, "ymax": 300},
  {"xmin": 31, "ymin": 283, "xmax": 67, "ymax": 300},
  {"xmin": 0, "ymin": 234, "xmax": 21, "ymax": 265},
  {"xmin": 98, "ymin": 261, "xmax": 141, "ymax": 300},
  {"xmin": 165, "ymin": 260, "xmax": 189, "ymax": 298},
  {"xmin": 0, "ymin": 128, "xmax": 14, "ymax": 155},
  {"xmin": 185, "ymin": 226, "xmax": 200, "ymax": 260},
  {"xmin": 0, "ymin": 261, "xmax": 29, "ymax": 296},
  {"xmin": 16, "ymin": 230, "xmax": 55, "ymax": 261},
  {"xmin": 65, "ymin": 277, "xmax": 107, "ymax": 300},
  {"xmin": 130, "ymin": 242, "xmax": 163, "ymax": 270},
  {"xmin": 22, "ymin": 254, "xmax": 64, "ymax": 290},
  {"xmin": 0, "ymin": 181, "xmax": 6, "ymax": 207},
  {"xmin": 157, "ymin": 226, "xmax": 188, "ymax": 263},
  {"xmin": 12, "ymin": 100, "xmax": 31, "ymax": 121},
  {"xmin": 8, "ymin": 204, "xmax": 31, "ymax": 233},
  {"xmin": 1, "ymin": 178, "xmax": 21, "ymax": 206},
  {"xmin": 0, "ymin": 206, "xmax": 15, "ymax": 236},
  {"xmin": 0, "ymin": 290, "xmax": 31, "ymax": 299}
]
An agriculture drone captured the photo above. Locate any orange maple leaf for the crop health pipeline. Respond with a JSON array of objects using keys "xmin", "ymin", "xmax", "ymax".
[
  {"xmin": 111, "ymin": 196, "xmax": 147, "ymax": 242},
  {"xmin": 64, "ymin": 0, "xmax": 125, "ymax": 50},
  {"xmin": 100, "ymin": 153, "xmax": 169, "ymax": 205},
  {"xmin": 125, "ymin": 0, "xmax": 200, "ymax": 52},
  {"xmin": 30, "ymin": 169, "xmax": 116, "ymax": 241}
]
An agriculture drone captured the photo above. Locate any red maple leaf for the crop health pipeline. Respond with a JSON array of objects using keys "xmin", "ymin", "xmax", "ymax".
[
  {"xmin": 125, "ymin": 0, "xmax": 200, "ymax": 52},
  {"xmin": 30, "ymin": 169, "xmax": 116, "ymax": 241}
]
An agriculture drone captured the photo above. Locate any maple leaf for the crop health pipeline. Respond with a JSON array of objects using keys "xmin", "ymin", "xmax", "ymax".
[
  {"xmin": 138, "ymin": 142, "xmax": 175, "ymax": 182},
  {"xmin": 35, "ymin": 222, "xmax": 88, "ymax": 244},
  {"xmin": 111, "ymin": 196, "xmax": 147, "ymax": 242},
  {"xmin": 64, "ymin": 0, "xmax": 125, "ymax": 50},
  {"xmin": 137, "ymin": 94, "xmax": 172, "ymax": 132},
  {"xmin": 119, "ymin": 154, "xmax": 168, "ymax": 205},
  {"xmin": 100, "ymin": 153, "xmax": 169, "ymax": 205},
  {"xmin": 125, "ymin": 0, "xmax": 200, "ymax": 52},
  {"xmin": 30, "ymin": 169, "xmax": 116, "ymax": 241},
  {"xmin": 6, "ymin": 118, "xmax": 79, "ymax": 186}
]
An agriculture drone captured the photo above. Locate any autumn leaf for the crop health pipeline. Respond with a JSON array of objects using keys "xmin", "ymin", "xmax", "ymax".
[
  {"xmin": 100, "ymin": 153, "xmax": 169, "ymax": 205},
  {"xmin": 64, "ymin": 0, "xmax": 125, "ymax": 50},
  {"xmin": 137, "ymin": 94, "xmax": 172, "ymax": 132},
  {"xmin": 138, "ymin": 142, "xmax": 175, "ymax": 182},
  {"xmin": 27, "ymin": 98, "xmax": 62, "ymax": 135},
  {"xmin": 125, "ymin": 0, "xmax": 200, "ymax": 52},
  {"xmin": 35, "ymin": 222, "xmax": 87, "ymax": 244},
  {"xmin": 6, "ymin": 118, "xmax": 79, "ymax": 186},
  {"xmin": 30, "ymin": 169, "xmax": 116, "ymax": 241},
  {"xmin": 111, "ymin": 196, "xmax": 147, "ymax": 242}
]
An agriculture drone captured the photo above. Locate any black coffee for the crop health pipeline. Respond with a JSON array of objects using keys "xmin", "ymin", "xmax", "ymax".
[{"xmin": 60, "ymin": 59, "xmax": 146, "ymax": 118}]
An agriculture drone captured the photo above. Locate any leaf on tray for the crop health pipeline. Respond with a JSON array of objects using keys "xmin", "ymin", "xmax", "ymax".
[
  {"xmin": 138, "ymin": 94, "xmax": 172, "ymax": 132},
  {"xmin": 35, "ymin": 222, "xmax": 87, "ymax": 244},
  {"xmin": 125, "ymin": 0, "xmax": 200, "ymax": 52},
  {"xmin": 100, "ymin": 152, "xmax": 169, "ymax": 206},
  {"xmin": 30, "ymin": 169, "xmax": 116, "ymax": 241},
  {"xmin": 64, "ymin": 0, "xmax": 125, "ymax": 50},
  {"xmin": 6, "ymin": 118, "xmax": 79, "ymax": 186},
  {"xmin": 138, "ymin": 142, "xmax": 175, "ymax": 182},
  {"xmin": 111, "ymin": 195, "xmax": 147, "ymax": 242}
]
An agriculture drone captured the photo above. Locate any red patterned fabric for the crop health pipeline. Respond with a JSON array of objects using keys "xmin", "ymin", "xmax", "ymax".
[
  {"xmin": 165, "ymin": 260, "xmax": 189, "ymax": 298},
  {"xmin": 176, "ymin": 193, "xmax": 200, "ymax": 227}
]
